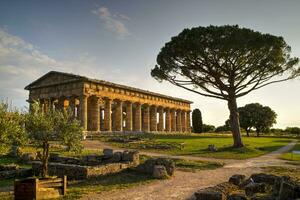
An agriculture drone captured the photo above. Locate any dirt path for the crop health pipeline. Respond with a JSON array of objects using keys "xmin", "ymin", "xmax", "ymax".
[{"xmin": 80, "ymin": 140, "xmax": 298, "ymax": 200}]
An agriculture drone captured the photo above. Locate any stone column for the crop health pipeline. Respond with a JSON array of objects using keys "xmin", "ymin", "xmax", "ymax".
[
  {"xmin": 134, "ymin": 103, "xmax": 142, "ymax": 131},
  {"xmin": 142, "ymin": 105, "xmax": 150, "ymax": 132},
  {"xmin": 79, "ymin": 95, "xmax": 88, "ymax": 131},
  {"xmin": 181, "ymin": 111, "xmax": 186, "ymax": 132},
  {"xmin": 186, "ymin": 111, "xmax": 191, "ymax": 133},
  {"xmin": 104, "ymin": 98, "xmax": 112, "ymax": 131},
  {"xmin": 39, "ymin": 99, "xmax": 45, "ymax": 112},
  {"xmin": 49, "ymin": 98, "xmax": 55, "ymax": 111},
  {"xmin": 150, "ymin": 106, "xmax": 157, "ymax": 132},
  {"xmin": 58, "ymin": 97, "xmax": 65, "ymax": 111},
  {"xmin": 176, "ymin": 110, "xmax": 182, "ymax": 132},
  {"xmin": 171, "ymin": 109, "xmax": 176, "ymax": 132},
  {"xmin": 90, "ymin": 96, "xmax": 100, "ymax": 131},
  {"xmin": 44, "ymin": 99, "xmax": 50, "ymax": 113},
  {"xmin": 115, "ymin": 100, "xmax": 123, "ymax": 131},
  {"xmin": 158, "ymin": 107, "xmax": 164, "ymax": 132},
  {"xmin": 125, "ymin": 101, "xmax": 133, "ymax": 131},
  {"xmin": 165, "ymin": 108, "xmax": 171, "ymax": 132},
  {"xmin": 69, "ymin": 96, "xmax": 76, "ymax": 117}
]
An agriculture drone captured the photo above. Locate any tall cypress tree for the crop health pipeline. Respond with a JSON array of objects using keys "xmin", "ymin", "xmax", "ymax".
[{"xmin": 192, "ymin": 109, "xmax": 203, "ymax": 133}]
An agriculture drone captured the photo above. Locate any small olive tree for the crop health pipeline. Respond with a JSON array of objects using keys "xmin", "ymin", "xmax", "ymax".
[
  {"xmin": 0, "ymin": 101, "xmax": 27, "ymax": 155},
  {"xmin": 25, "ymin": 102, "xmax": 83, "ymax": 177}
]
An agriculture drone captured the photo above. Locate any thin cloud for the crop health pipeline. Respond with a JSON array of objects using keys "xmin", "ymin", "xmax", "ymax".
[{"xmin": 92, "ymin": 7, "xmax": 130, "ymax": 39}]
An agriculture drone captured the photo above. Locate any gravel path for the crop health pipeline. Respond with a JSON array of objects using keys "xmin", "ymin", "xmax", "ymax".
[{"xmin": 80, "ymin": 140, "xmax": 298, "ymax": 200}]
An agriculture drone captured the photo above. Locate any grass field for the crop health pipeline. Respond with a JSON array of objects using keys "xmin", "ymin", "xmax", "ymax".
[
  {"xmin": 263, "ymin": 166, "xmax": 300, "ymax": 181},
  {"xmin": 101, "ymin": 133, "xmax": 294, "ymax": 159},
  {"xmin": 280, "ymin": 141, "xmax": 300, "ymax": 162}
]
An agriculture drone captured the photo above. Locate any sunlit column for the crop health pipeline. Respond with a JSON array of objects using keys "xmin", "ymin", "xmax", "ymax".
[
  {"xmin": 158, "ymin": 107, "xmax": 164, "ymax": 132},
  {"xmin": 104, "ymin": 98, "xmax": 112, "ymax": 131},
  {"xmin": 134, "ymin": 103, "xmax": 142, "ymax": 131},
  {"xmin": 150, "ymin": 106, "xmax": 157, "ymax": 132},
  {"xmin": 125, "ymin": 101, "xmax": 133, "ymax": 131}
]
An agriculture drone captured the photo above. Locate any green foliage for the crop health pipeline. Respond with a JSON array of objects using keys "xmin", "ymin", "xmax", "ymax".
[
  {"xmin": 215, "ymin": 120, "xmax": 231, "ymax": 132},
  {"xmin": 56, "ymin": 110, "xmax": 83, "ymax": 152},
  {"xmin": 25, "ymin": 102, "xmax": 83, "ymax": 177},
  {"xmin": 285, "ymin": 127, "xmax": 300, "ymax": 136},
  {"xmin": 202, "ymin": 124, "xmax": 215, "ymax": 132},
  {"xmin": 192, "ymin": 108, "xmax": 203, "ymax": 133},
  {"xmin": 151, "ymin": 25, "xmax": 300, "ymax": 147},
  {"xmin": 0, "ymin": 101, "xmax": 27, "ymax": 154},
  {"xmin": 239, "ymin": 103, "xmax": 277, "ymax": 136}
]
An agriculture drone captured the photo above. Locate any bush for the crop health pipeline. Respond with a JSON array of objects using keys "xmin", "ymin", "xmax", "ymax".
[
  {"xmin": 285, "ymin": 127, "xmax": 300, "ymax": 136},
  {"xmin": 0, "ymin": 101, "xmax": 27, "ymax": 155},
  {"xmin": 202, "ymin": 124, "xmax": 215, "ymax": 132}
]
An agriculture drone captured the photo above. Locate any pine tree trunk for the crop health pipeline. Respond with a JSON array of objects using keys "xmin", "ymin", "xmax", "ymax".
[{"xmin": 227, "ymin": 96, "xmax": 244, "ymax": 148}]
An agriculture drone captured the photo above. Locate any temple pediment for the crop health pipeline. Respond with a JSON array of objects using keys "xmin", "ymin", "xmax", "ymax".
[{"xmin": 25, "ymin": 71, "xmax": 85, "ymax": 90}]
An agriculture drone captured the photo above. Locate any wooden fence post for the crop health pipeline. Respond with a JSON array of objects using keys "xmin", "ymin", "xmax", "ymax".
[
  {"xmin": 62, "ymin": 175, "xmax": 67, "ymax": 195},
  {"xmin": 34, "ymin": 178, "xmax": 39, "ymax": 199}
]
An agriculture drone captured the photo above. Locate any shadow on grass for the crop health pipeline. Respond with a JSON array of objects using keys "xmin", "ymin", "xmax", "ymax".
[{"xmin": 62, "ymin": 169, "xmax": 154, "ymax": 200}]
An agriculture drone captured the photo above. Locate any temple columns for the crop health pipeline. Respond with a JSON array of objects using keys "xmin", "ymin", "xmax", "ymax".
[
  {"xmin": 181, "ymin": 111, "xmax": 186, "ymax": 132},
  {"xmin": 134, "ymin": 103, "xmax": 142, "ymax": 131},
  {"xmin": 125, "ymin": 101, "xmax": 133, "ymax": 131},
  {"xmin": 165, "ymin": 108, "xmax": 171, "ymax": 132},
  {"xmin": 69, "ymin": 96, "xmax": 76, "ymax": 117},
  {"xmin": 150, "ymin": 106, "xmax": 157, "ymax": 132},
  {"xmin": 143, "ymin": 105, "xmax": 150, "ymax": 132},
  {"xmin": 171, "ymin": 109, "xmax": 176, "ymax": 132},
  {"xmin": 115, "ymin": 100, "xmax": 123, "ymax": 131},
  {"xmin": 104, "ymin": 98, "xmax": 112, "ymax": 131},
  {"xmin": 79, "ymin": 95, "xmax": 88, "ymax": 131},
  {"xmin": 176, "ymin": 110, "xmax": 182, "ymax": 132},
  {"xmin": 89, "ymin": 96, "xmax": 100, "ymax": 131},
  {"xmin": 186, "ymin": 111, "xmax": 191, "ymax": 133},
  {"xmin": 158, "ymin": 107, "xmax": 164, "ymax": 132}
]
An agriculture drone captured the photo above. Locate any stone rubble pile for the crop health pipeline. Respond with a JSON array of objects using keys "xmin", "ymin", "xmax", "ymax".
[
  {"xmin": 136, "ymin": 157, "xmax": 175, "ymax": 179},
  {"xmin": 195, "ymin": 173, "xmax": 300, "ymax": 200}
]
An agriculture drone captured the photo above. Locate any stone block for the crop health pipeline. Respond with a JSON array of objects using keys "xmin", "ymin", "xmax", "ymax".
[
  {"xmin": 112, "ymin": 152, "xmax": 122, "ymax": 162},
  {"xmin": 136, "ymin": 157, "xmax": 175, "ymax": 177},
  {"xmin": 208, "ymin": 144, "xmax": 217, "ymax": 152},
  {"xmin": 152, "ymin": 165, "xmax": 168, "ymax": 179},
  {"xmin": 195, "ymin": 182, "xmax": 237, "ymax": 200},
  {"xmin": 227, "ymin": 193, "xmax": 247, "ymax": 200},
  {"xmin": 250, "ymin": 173, "xmax": 279, "ymax": 185},
  {"xmin": 229, "ymin": 174, "xmax": 246, "ymax": 186},
  {"xmin": 245, "ymin": 183, "xmax": 268, "ymax": 197},
  {"xmin": 278, "ymin": 181, "xmax": 295, "ymax": 200},
  {"xmin": 103, "ymin": 148, "xmax": 114, "ymax": 158},
  {"xmin": 122, "ymin": 150, "xmax": 139, "ymax": 165}
]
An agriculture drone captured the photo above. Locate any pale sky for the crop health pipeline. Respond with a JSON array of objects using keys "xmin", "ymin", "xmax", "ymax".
[{"xmin": 0, "ymin": 0, "xmax": 299, "ymax": 128}]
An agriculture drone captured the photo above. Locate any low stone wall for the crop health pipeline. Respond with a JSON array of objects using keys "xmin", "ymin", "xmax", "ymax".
[
  {"xmin": 32, "ymin": 149, "xmax": 140, "ymax": 180},
  {"xmin": 0, "ymin": 167, "xmax": 32, "ymax": 179},
  {"xmin": 194, "ymin": 173, "xmax": 300, "ymax": 200},
  {"xmin": 48, "ymin": 149, "xmax": 139, "ymax": 166}
]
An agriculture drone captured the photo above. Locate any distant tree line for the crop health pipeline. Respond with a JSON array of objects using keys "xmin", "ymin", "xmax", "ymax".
[{"xmin": 191, "ymin": 103, "xmax": 299, "ymax": 137}]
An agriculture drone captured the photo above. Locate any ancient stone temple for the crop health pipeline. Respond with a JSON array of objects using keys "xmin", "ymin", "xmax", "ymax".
[{"xmin": 25, "ymin": 71, "xmax": 192, "ymax": 133}]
